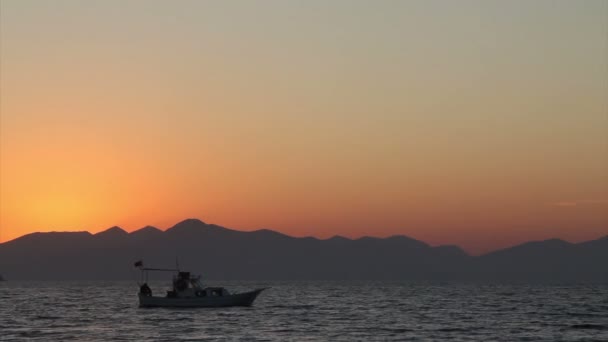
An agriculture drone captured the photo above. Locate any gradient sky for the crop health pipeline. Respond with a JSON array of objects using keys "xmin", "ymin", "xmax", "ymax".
[{"xmin": 1, "ymin": 0, "xmax": 607, "ymax": 254}]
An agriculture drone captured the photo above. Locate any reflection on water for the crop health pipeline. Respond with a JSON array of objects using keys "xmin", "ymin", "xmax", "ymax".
[{"xmin": 1, "ymin": 281, "xmax": 607, "ymax": 341}]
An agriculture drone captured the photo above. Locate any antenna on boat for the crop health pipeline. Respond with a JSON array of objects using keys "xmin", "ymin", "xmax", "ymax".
[
  {"xmin": 175, "ymin": 257, "xmax": 180, "ymax": 272},
  {"xmin": 133, "ymin": 259, "xmax": 145, "ymax": 285}
]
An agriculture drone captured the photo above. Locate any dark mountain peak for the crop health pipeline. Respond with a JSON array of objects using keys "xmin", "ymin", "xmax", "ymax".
[
  {"xmin": 1, "ymin": 231, "xmax": 93, "ymax": 249},
  {"xmin": 355, "ymin": 235, "xmax": 428, "ymax": 249},
  {"xmin": 299, "ymin": 235, "xmax": 321, "ymax": 242},
  {"xmin": 522, "ymin": 238, "xmax": 571, "ymax": 249},
  {"xmin": 95, "ymin": 226, "xmax": 127, "ymax": 236},
  {"xmin": 166, "ymin": 218, "xmax": 233, "ymax": 236},
  {"xmin": 386, "ymin": 235, "xmax": 427, "ymax": 243},
  {"xmin": 518, "ymin": 237, "xmax": 569, "ymax": 248},
  {"xmin": 12, "ymin": 231, "xmax": 92, "ymax": 243},
  {"xmin": 130, "ymin": 226, "xmax": 163, "ymax": 236},
  {"xmin": 251, "ymin": 228, "xmax": 291, "ymax": 238},
  {"xmin": 174, "ymin": 218, "xmax": 207, "ymax": 226},
  {"xmin": 167, "ymin": 218, "xmax": 206, "ymax": 232},
  {"xmin": 326, "ymin": 235, "xmax": 351, "ymax": 242}
]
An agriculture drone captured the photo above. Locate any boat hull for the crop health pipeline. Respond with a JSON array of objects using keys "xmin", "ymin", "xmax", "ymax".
[{"xmin": 139, "ymin": 288, "xmax": 266, "ymax": 308}]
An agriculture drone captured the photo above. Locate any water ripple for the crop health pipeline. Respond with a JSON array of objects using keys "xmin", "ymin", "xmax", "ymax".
[{"xmin": 1, "ymin": 281, "xmax": 607, "ymax": 341}]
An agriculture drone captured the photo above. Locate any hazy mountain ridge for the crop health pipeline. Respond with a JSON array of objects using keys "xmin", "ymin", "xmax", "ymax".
[{"xmin": 0, "ymin": 219, "xmax": 605, "ymax": 281}]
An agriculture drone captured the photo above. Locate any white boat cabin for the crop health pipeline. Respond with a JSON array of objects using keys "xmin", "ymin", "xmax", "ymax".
[{"xmin": 140, "ymin": 271, "xmax": 230, "ymax": 299}]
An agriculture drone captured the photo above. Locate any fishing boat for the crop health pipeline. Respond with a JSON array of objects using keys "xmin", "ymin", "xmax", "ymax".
[{"xmin": 135, "ymin": 262, "xmax": 267, "ymax": 308}]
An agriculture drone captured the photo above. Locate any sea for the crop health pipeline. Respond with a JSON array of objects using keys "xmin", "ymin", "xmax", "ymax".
[{"xmin": 1, "ymin": 281, "xmax": 607, "ymax": 341}]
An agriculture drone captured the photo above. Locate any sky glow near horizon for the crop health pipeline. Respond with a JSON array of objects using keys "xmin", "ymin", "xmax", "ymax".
[{"xmin": 0, "ymin": 0, "xmax": 607, "ymax": 254}]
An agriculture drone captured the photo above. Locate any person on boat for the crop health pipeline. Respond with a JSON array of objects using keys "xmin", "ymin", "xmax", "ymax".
[{"xmin": 139, "ymin": 283, "xmax": 152, "ymax": 296}]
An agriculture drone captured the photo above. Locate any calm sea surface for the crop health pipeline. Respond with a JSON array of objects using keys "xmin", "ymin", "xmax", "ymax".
[{"xmin": 0, "ymin": 281, "xmax": 606, "ymax": 341}]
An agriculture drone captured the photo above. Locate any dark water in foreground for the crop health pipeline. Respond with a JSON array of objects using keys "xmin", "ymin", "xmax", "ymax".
[{"xmin": 0, "ymin": 281, "xmax": 607, "ymax": 341}]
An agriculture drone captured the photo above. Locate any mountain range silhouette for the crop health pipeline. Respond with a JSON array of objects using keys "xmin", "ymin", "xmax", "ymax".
[{"xmin": 0, "ymin": 218, "xmax": 606, "ymax": 281}]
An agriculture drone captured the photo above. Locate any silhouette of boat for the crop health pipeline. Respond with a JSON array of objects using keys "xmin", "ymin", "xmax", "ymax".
[{"xmin": 136, "ymin": 264, "xmax": 266, "ymax": 308}]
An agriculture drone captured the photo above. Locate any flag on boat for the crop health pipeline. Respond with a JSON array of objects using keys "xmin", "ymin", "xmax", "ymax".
[{"xmin": 134, "ymin": 260, "xmax": 143, "ymax": 268}]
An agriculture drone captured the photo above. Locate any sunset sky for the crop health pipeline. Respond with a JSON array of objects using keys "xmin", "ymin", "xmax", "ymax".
[{"xmin": 0, "ymin": 0, "xmax": 606, "ymax": 254}]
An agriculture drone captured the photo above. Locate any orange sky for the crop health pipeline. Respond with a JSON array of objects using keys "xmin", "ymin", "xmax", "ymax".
[{"xmin": 1, "ymin": 0, "xmax": 607, "ymax": 254}]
